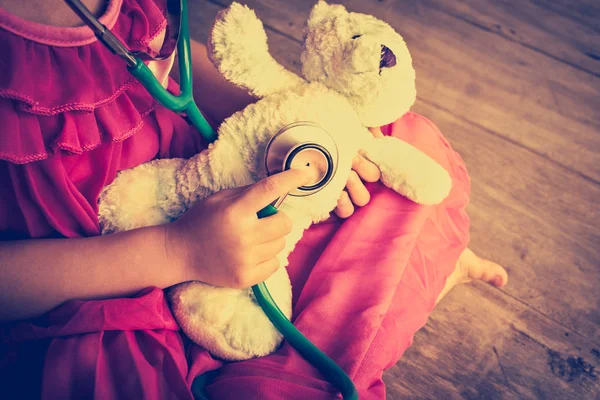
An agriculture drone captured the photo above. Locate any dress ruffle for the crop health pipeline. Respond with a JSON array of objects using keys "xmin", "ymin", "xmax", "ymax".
[{"xmin": 0, "ymin": 0, "xmax": 170, "ymax": 164}]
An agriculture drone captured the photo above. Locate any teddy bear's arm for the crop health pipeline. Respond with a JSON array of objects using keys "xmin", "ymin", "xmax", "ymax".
[
  {"xmin": 209, "ymin": 2, "xmax": 305, "ymax": 98},
  {"xmin": 174, "ymin": 139, "xmax": 254, "ymax": 210},
  {"xmin": 359, "ymin": 135, "xmax": 452, "ymax": 205},
  {"xmin": 98, "ymin": 158, "xmax": 188, "ymax": 234},
  {"xmin": 98, "ymin": 138, "xmax": 254, "ymax": 234}
]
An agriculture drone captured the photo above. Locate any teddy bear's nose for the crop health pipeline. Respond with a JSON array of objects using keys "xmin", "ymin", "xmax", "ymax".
[{"xmin": 380, "ymin": 45, "xmax": 396, "ymax": 69}]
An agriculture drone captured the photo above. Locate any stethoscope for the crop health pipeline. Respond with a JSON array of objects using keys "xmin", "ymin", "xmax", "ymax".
[{"xmin": 63, "ymin": 0, "xmax": 357, "ymax": 398}]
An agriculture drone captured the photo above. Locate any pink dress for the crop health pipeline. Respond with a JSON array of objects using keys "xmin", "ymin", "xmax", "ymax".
[{"xmin": 0, "ymin": 0, "xmax": 470, "ymax": 398}]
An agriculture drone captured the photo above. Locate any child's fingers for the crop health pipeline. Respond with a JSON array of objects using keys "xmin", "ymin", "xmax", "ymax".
[
  {"xmin": 334, "ymin": 190, "xmax": 354, "ymax": 218},
  {"xmin": 252, "ymin": 238, "xmax": 286, "ymax": 265},
  {"xmin": 345, "ymin": 170, "xmax": 370, "ymax": 207},
  {"xmin": 369, "ymin": 126, "xmax": 384, "ymax": 137},
  {"xmin": 255, "ymin": 212, "xmax": 293, "ymax": 243},
  {"xmin": 249, "ymin": 258, "xmax": 281, "ymax": 286},
  {"xmin": 352, "ymin": 155, "xmax": 380, "ymax": 183}
]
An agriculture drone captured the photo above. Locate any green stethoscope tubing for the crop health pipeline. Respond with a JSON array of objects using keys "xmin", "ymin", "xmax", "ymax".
[{"xmin": 126, "ymin": 1, "xmax": 357, "ymax": 398}]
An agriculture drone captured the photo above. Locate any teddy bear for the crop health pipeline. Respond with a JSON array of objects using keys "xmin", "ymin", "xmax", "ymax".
[{"xmin": 97, "ymin": 1, "xmax": 452, "ymax": 361}]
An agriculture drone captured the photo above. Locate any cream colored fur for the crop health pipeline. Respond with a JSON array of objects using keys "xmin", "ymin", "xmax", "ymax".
[{"xmin": 97, "ymin": 1, "xmax": 451, "ymax": 361}]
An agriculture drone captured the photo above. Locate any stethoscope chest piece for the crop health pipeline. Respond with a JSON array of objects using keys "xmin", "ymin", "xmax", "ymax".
[{"xmin": 265, "ymin": 122, "xmax": 339, "ymax": 197}]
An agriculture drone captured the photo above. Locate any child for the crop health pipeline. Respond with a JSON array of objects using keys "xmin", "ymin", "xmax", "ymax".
[{"xmin": 0, "ymin": 0, "xmax": 507, "ymax": 398}]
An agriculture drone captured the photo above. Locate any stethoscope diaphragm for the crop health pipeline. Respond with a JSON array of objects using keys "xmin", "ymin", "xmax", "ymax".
[{"xmin": 264, "ymin": 122, "xmax": 338, "ymax": 198}]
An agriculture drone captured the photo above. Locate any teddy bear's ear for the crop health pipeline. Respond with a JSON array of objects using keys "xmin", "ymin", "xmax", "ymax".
[{"xmin": 307, "ymin": 1, "xmax": 346, "ymax": 30}]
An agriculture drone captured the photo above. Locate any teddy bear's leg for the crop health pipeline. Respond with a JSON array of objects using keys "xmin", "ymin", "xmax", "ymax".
[
  {"xmin": 98, "ymin": 158, "xmax": 187, "ymax": 234},
  {"xmin": 169, "ymin": 212, "xmax": 312, "ymax": 361},
  {"xmin": 209, "ymin": 2, "xmax": 305, "ymax": 98},
  {"xmin": 359, "ymin": 135, "xmax": 453, "ymax": 205},
  {"xmin": 99, "ymin": 134, "xmax": 254, "ymax": 235},
  {"xmin": 169, "ymin": 265, "xmax": 291, "ymax": 361}
]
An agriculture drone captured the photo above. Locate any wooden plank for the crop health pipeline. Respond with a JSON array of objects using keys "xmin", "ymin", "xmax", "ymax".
[
  {"xmin": 532, "ymin": 0, "xmax": 600, "ymax": 35},
  {"xmin": 411, "ymin": 100, "xmax": 600, "ymax": 343},
  {"xmin": 385, "ymin": 282, "xmax": 600, "ymax": 399},
  {"xmin": 206, "ymin": 0, "xmax": 600, "ymax": 184},
  {"xmin": 422, "ymin": 0, "xmax": 600, "ymax": 77}
]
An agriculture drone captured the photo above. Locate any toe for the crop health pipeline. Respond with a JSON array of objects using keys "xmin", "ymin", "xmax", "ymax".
[
  {"xmin": 491, "ymin": 275, "xmax": 506, "ymax": 287},
  {"xmin": 459, "ymin": 248, "xmax": 508, "ymax": 287},
  {"xmin": 484, "ymin": 259, "xmax": 508, "ymax": 287}
]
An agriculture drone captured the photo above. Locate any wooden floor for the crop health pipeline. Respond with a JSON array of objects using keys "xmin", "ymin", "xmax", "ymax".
[{"xmin": 189, "ymin": 1, "xmax": 600, "ymax": 398}]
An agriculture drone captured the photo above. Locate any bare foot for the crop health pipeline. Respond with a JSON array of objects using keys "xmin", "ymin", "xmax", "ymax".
[{"xmin": 436, "ymin": 248, "xmax": 508, "ymax": 304}]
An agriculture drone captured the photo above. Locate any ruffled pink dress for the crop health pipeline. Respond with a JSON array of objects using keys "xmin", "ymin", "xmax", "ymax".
[{"xmin": 0, "ymin": 0, "xmax": 471, "ymax": 398}]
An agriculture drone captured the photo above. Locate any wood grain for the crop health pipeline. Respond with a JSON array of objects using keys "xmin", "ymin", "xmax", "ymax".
[
  {"xmin": 385, "ymin": 282, "xmax": 600, "ymax": 399},
  {"xmin": 532, "ymin": 0, "xmax": 600, "ymax": 35},
  {"xmin": 412, "ymin": 99, "xmax": 600, "ymax": 342},
  {"xmin": 422, "ymin": 0, "xmax": 600, "ymax": 77}
]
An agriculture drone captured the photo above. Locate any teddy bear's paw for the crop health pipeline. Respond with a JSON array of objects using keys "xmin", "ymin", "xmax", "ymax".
[
  {"xmin": 169, "ymin": 283, "xmax": 288, "ymax": 361},
  {"xmin": 208, "ymin": 2, "xmax": 304, "ymax": 97},
  {"xmin": 168, "ymin": 269, "xmax": 293, "ymax": 361},
  {"xmin": 404, "ymin": 167, "xmax": 452, "ymax": 205},
  {"xmin": 210, "ymin": 3, "xmax": 268, "ymax": 80},
  {"xmin": 361, "ymin": 136, "xmax": 453, "ymax": 206},
  {"xmin": 381, "ymin": 162, "xmax": 452, "ymax": 206},
  {"xmin": 98, "ymin": 160, "xmax": 180, "ymax": 234}
]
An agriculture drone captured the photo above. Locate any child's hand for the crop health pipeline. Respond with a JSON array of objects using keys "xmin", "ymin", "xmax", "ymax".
[
  {"xmin": 334, "ymin": 127, "xmax": 383, "ymax": 218},
  {"xmin": 166, "ymin": 167, "xmax": 319, "ymax": 289}
]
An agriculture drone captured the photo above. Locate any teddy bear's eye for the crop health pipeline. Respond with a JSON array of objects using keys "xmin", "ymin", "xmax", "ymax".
[
  {"xmin": 380, "ymin": 45, "xmax": 397, "ymax": 69},
  {"xmin": 351, "ymin": 34, "xmax": 362, "ymax": 39}
]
